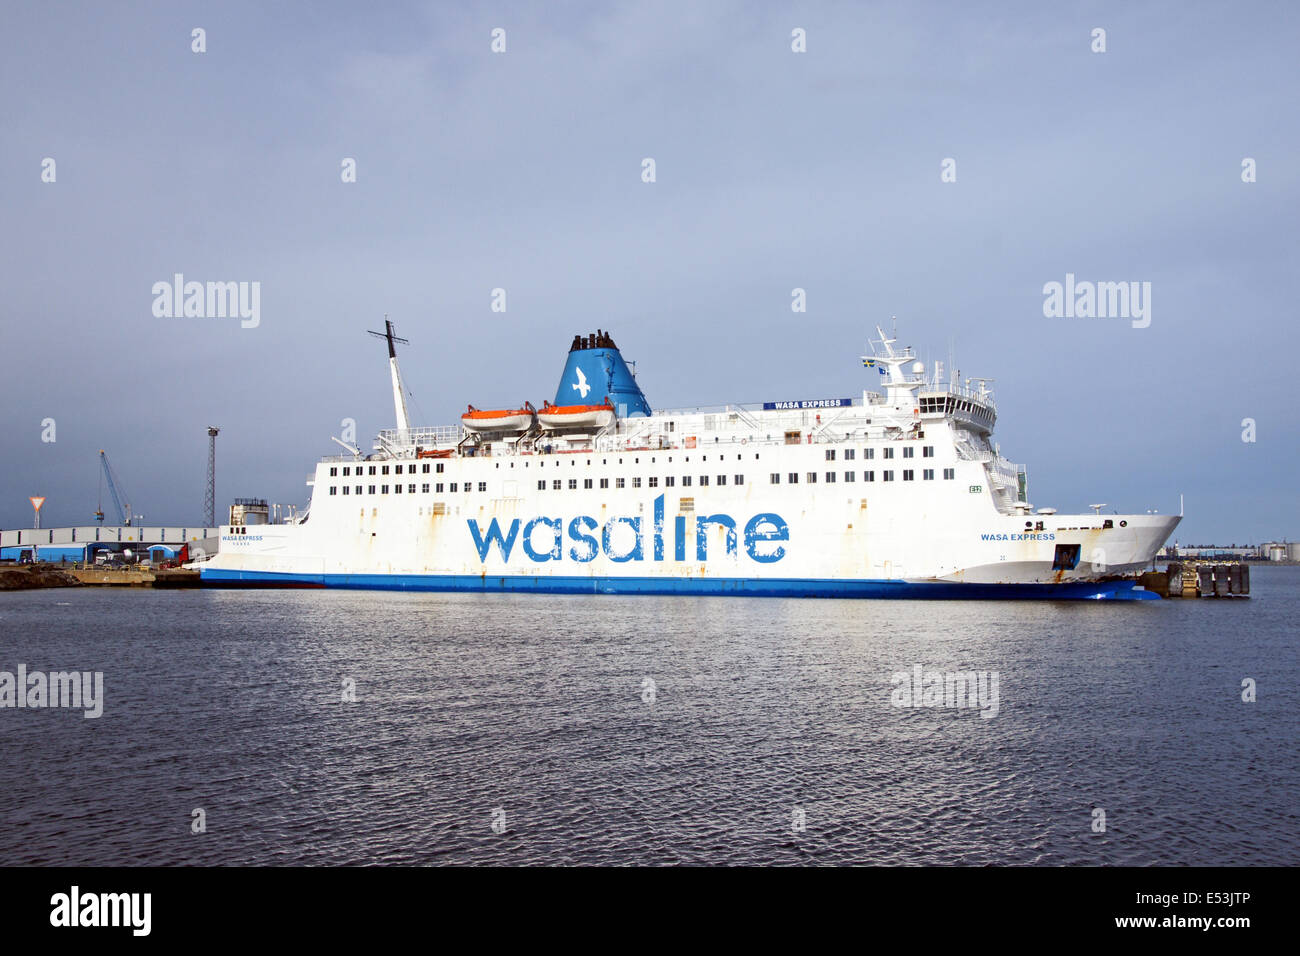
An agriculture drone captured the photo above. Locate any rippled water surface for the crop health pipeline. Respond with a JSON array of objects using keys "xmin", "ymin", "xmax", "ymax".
[{"xmin": 2, "ymin": 568, "xmax": 1296, "ymax": 865}]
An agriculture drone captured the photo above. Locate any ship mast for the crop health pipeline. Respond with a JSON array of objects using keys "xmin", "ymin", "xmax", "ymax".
[
  {"xmin": 866, "ymin": 324, "xmax": 922, "ymax": 405},
  {"xmin": 368, "ymin": 317, "xmax": 412, "ymax": 440}
]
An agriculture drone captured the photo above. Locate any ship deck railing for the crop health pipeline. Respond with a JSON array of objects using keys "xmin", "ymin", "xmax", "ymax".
[
  {"xmin": 320, "ymin": 430, "xmax": 942, "ymax": 463},
  {"xmin": 377, "ymin": 425, "xmax": 464, "ymax": 448},
  {"xmin": 917, "ymin": 382, "xmax": 998, "ymax": 414},
  {"xmin": 316, "ymin": 393, "xmax": 999, "ymax": 463}
]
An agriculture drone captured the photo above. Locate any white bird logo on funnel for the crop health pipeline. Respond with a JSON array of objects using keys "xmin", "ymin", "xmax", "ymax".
[{"xmin": 572, "ymin": 367, "xmax": 591, "ymax": 398}]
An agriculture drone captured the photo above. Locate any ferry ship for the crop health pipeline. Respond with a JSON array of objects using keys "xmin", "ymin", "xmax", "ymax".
[{"xmin": 198, "ymin": 323, "xmax": 1179, "ymax": 599}]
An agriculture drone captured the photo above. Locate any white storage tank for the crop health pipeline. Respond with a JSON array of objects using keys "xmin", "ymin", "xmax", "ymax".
[{"xmin": 1287, "ymin": 541, "xmax": 1300, "ymax": 562}]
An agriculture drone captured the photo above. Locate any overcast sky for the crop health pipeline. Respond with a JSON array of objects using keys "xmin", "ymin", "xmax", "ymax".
[{"xmin": 2, "ymin": 1, "xmax": 1296, "ymax": 543}]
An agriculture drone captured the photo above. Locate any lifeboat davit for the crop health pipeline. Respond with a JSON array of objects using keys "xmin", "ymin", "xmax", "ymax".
[
  {"xmin": 537, "ymin": 399, "xmax": 616, "ymax": 431},
  {"xmin": 461, "ymin": 401, "xmax": 536, "ymax": 434}
]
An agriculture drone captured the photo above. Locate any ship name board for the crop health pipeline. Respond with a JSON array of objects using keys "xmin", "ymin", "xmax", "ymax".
[{"xmin": 762, "ymin": 398, "xmax": 852, "ymax": 410}]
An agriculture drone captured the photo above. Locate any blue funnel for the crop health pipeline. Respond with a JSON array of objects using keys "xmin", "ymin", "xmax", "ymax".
[{"xmin": 553, "ymin": 331, "xmax": 651, "ymax": 417}]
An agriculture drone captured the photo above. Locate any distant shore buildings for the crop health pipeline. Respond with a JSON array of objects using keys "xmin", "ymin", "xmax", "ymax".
[{"xmin": 1159, "ymin": 541, "xmax": 1300, "ymax": 562}]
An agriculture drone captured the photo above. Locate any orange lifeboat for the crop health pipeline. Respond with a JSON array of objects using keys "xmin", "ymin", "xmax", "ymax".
[
  {"xmin": 461, "ymin": 401, "xmax": 536, "ymax": 434},
  {"xmin": 537, "ymin": 399, "xmax": 616, "ymax": 431}
]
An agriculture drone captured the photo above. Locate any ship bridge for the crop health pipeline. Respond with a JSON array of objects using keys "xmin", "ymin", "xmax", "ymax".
[
  {"xmin": 918, "ymin": 383, "xmax": 997, "ymax": 436},
  {"xmin": 861, "ymin": 325, "xmax": 997, "ymax": 437}
]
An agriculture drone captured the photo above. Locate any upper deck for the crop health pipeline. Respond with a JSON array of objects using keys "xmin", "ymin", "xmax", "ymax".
[{"xmin": 322, "ymin": 324, "xmax": 1000, "ymax": 465}]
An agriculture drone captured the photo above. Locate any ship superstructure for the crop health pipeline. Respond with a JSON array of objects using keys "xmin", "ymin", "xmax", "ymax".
[{"xmin": 199, "ymin": 324, "xmax": 1179, "ymax": 598}]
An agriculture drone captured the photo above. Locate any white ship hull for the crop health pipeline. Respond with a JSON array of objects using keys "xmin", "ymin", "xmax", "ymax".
[{"xmin": 199, "ymin": 326, "xmax": 1180, "ymax": 600}]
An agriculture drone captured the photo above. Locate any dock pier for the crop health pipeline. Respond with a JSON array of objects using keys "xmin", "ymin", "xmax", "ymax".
[{"xmin": 1139, "ymin": 561, "xmax": 1251, "ymax": 599}]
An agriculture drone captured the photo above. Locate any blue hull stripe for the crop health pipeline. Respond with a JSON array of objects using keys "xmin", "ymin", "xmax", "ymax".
[{"xmin": 198, "ymin": 569, "xmax": 1159, "ymax": 600}]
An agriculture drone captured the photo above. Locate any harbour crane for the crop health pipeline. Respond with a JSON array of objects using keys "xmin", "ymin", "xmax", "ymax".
[{"xmin": 95, "ymin": 450, "xmax": 133, "ymax": 526}]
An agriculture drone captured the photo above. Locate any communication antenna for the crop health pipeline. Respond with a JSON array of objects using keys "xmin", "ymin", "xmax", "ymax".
[{"xmin": 205, "ymin": 426, "xmax": 220, "ymax": 527}]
